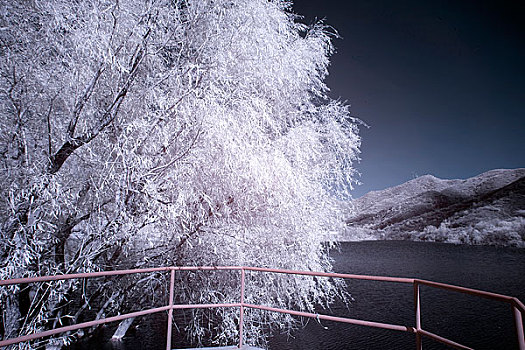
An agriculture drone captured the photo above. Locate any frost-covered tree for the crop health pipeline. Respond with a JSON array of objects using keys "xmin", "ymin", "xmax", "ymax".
[{"xmin": 0, "ymin": 0, "xmax": 360, "ymax": 348}]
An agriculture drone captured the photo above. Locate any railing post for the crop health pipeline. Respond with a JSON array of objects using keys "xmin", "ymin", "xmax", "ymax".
[
  {"xmin": 414, "ymin": 281, "xmax": 422, "ymax": 350},
  {"xmin": 166, "ymin": 268, "xmax": 175, "ymax": 350},
  {"xmin": 239, "ymin": 267, "xmax": 245, "ymax": 349},
  {"xmin": 513, "ymin": 302, "xmax": 525, "ymax": 350}
]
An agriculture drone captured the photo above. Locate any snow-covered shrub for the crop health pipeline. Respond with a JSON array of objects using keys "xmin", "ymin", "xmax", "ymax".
[{"xmin": 418, "ymin": 217, "xmax": 525, "ymax": 247}]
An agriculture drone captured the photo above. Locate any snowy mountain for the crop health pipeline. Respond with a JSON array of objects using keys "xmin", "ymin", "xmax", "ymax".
[{"xmin": 342, "ymin": 168, "xmax": 525, "ymax": 247}]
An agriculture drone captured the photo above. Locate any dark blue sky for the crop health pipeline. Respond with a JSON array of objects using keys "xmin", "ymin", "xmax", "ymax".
[{"xmin": 293, "ymin": 0, "xmax": 525, "ymax": 197}]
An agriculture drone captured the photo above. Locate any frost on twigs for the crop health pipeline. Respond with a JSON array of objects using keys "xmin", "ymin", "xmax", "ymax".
[{"xmin": 0, "ymin": 0, "xmax": 360, "ymax": 347}]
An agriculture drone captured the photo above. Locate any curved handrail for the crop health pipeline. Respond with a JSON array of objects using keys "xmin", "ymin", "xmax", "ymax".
[{"xmin": 0, "ymin": 266, "xmax": 523, "ymax": 350}]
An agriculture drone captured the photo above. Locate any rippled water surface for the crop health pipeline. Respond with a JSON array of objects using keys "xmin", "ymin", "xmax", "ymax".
[
  {"xmin": 68, "ymin": 241, "xmax": 525, "ymax": 350},
  {"xmin": 269, "ymin": 241, "xmax": 525, "ymax": 350}
]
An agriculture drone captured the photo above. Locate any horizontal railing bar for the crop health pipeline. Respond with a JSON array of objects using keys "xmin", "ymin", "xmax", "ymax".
[
  {"xmin": 0, "ymin": 305, "xmax": 172, "ymax": 347},
  {"xmin": 172, "ymin": 303, "xmax": 241, "ymax": 310},
  {"xmin": 416, "ymin": 279, "xmax": 517, "ymax": 304},
  {"xmin": 244, "ymin": 267, "xmax": 415, "ymax": 284},
  {"xmin": 243, "ymin": 303, "xmax": 416, "ymax": 333},
  {"xmin": 169, "ymin": 266, "xmax": 243, "ymax": 271},
  {"xmin": 418, "ymin": 329, "xmax": 474, "ymax": 350},
  {"xmin": 0, "ymin": 302, "xmax": 244, "ymax": 347},
  {"xmin": 0, "ymin": 267, "xmax": 171, "ymax": 286},
  {"xmin": 0, "ymin": 266, "xmax": 243, "ymax": 287}
]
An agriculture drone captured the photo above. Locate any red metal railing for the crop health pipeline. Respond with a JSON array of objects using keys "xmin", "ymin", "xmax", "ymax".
[{"xmin": 1, "ymin": 266, "xmax": 524, "ymax": 350}]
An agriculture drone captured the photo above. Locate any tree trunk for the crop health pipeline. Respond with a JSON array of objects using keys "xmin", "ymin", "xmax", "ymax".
[{"xmin": 111, "ymin": 317, "xmax": 135, "ymax": 341}]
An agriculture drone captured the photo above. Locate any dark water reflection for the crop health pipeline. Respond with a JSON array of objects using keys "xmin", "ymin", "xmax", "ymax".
[{"xmin": 68, "ymin": 241, "xmax": 525, "ymax": 349}]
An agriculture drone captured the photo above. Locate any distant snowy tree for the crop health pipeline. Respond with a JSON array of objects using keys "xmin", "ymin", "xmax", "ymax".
[{"xmin": 0, "ymin": 0, "xmax": 360, "ymax": 348}]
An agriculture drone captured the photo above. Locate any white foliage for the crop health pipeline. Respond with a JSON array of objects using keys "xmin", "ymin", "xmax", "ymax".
[
  {"xmin": 419, "ymin": 217, "xmax": 525, "ymax": 247},
  {"xmin": 1, "ymin": 0, "xmax": 360, "ymax": 347}
]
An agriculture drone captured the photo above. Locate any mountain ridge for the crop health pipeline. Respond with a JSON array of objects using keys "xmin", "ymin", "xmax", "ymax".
[{"xmin": 343, "ymin": 168, "xmax": 525, "ymax": 247}]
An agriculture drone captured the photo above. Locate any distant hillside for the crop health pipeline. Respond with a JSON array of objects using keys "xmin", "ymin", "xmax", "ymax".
[{"xmin": 342, "ymin": 168, "xmax": 525, "ymax": 247}]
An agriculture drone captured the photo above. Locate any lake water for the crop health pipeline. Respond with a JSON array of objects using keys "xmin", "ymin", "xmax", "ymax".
[
  {"xmin": 268, "ymin": 241, "xmax": 525, "ymax": 350},
  {"xmin": 68, "ymin": 241, "xmax": 525, "ymax": 350}
]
